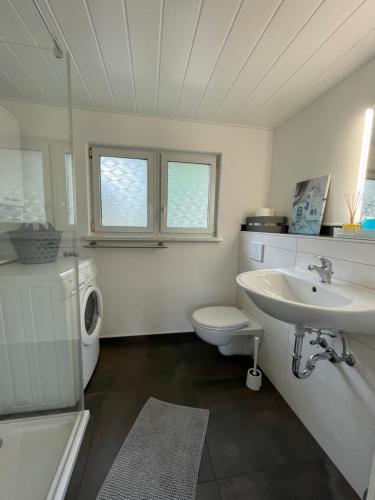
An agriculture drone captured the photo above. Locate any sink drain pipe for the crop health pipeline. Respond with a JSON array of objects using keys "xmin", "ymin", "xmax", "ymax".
[{"xmin": 292, "ymin": 326, "xmax": 355, "ymax": 380}]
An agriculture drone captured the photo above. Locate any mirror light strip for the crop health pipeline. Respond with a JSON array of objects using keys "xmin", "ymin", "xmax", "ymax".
[{"xmin": 356, "ymin": 107, "xmax": 374, "ymax": 221}]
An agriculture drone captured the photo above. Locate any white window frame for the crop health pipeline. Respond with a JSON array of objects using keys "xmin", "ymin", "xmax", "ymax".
[
  {"xmin": 160, "ymin": 152, "xmax": 217, "ymax": 235},
  {"xmin": 91, "ymin": 147, "xmax": 154, "ymax": 233},
  {"xmin": 89, "ymin": 146, "xmax": 220, "ymax": 240},
  {"xmin": 50, "ymin": 141, "xmax": 74, "ymax": 231}
]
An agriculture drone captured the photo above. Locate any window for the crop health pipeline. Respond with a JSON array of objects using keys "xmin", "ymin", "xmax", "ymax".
[
  {"xmin": 90, "ymin": 146, "xmax": 219, "ymax": 238},
  {"xmin": 0, "ymin": 147, "xmax": 48, "ymax": 227},
  {"xmin": 91, "ymin": 148, "xmax": 154, "ymax": 233},
  {"xmin": 160, "ymin": 153, "xmax": 216, "ymax": 234},
  {"xmin": 0, "ymin": 138, "xmax": 75, "ymax": 231}
]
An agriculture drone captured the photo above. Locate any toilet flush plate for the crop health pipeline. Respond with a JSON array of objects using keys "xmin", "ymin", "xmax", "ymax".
[{"xmin": 249, "ymin": 242, "xmax": 264, "ymax": 262}]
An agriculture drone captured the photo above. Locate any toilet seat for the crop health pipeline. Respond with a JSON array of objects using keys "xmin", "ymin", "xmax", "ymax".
[{"xmin": 192, "ymin": 306, "xmax": 249, "ymax": 331}]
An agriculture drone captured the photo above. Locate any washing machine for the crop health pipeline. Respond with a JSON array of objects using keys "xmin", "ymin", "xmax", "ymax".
[{"xmin": 78, "ymin": 258, "xmax": 103, "ymax": 388}]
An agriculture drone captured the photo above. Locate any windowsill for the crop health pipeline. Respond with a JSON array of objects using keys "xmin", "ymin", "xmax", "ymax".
[{"xmin": 82, "ymin": 234, "xmax": 223, "ymax": 243}]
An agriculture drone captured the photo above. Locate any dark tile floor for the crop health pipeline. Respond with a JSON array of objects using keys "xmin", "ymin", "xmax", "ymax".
[{"xmin": 66, "ymin": 333, "xmax": 359, "ymax": 500}]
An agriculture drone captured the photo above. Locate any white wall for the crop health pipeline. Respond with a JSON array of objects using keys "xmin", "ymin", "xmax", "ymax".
[
  {"xmin": 269, "ymin": 55, "xmax": 375, "ymax": 224},
  {"xmin": 0, "ymin": 105, "xmax": 20, "ymax": 148},
  {"xmin": 72, "ymin": 110, "xmax": 272, "ymax": 336},
  {"xmin": 239, "ymin": 231, "xmax": 375, "ymax": 496},
  {"xmin": 0, "ymin": 100, "xmax": 273, "ymax": 336},
  {"xmin": 0, "ymin": 101, "xmax": 70, "ymax": 140}
]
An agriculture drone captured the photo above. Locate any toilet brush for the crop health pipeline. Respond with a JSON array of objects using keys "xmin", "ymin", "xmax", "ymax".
[{"xmin": 246, "ymin": 336, "xmax": 262, "ymax": 391}]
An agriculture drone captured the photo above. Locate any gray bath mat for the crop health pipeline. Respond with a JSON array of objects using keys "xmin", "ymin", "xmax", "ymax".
[{"xmin": 97, "ymin": 397, "xmax": 209, "ymax": 500}]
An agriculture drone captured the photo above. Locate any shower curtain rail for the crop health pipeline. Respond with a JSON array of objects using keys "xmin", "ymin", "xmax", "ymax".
[{"xmin": 32, "ymin": 0, "xmax": 63, "ymax": 59}]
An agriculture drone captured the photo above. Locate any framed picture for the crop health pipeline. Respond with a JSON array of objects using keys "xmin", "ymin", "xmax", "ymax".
[{"xmin": 288, "ymin": 174, "xmax": 331, "ymax": 235}]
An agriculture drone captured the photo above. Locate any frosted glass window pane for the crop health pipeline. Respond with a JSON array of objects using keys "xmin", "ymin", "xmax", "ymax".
[
  {"xmin": 167, "ymin": 162, "xmax": 210, "ymax": 228},
  {"xmin": 100, "ymin": 156, "xmax": 148, "ymax": 227},
  {"xmin": 21, "ymin": 150, "xmax": 46, "ymax": 223},
  {"xmin": 0, "ymin": 148, "xmax": 46, "ymax": 224}
]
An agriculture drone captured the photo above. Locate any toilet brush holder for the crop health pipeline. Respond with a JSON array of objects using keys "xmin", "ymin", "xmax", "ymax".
[{"xmin": 246, "ymin": 368, "xmax": 262, "ymax": 391}]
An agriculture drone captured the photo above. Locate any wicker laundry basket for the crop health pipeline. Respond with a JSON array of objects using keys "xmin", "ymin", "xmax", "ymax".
[{"xmin": 9, "ymin": 223, "xmax": 62, "ymax": 264}]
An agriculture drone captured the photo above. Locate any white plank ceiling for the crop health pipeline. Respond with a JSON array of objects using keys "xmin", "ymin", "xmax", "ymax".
[{"xmin": 1, "ymin": 0, "xmax": 375, "ymax": 128}]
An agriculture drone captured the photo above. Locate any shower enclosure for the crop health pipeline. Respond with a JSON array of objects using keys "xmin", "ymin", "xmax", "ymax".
[{"xmin": 0, "ymin": 5, "xmax": 87, "ymax": 499}]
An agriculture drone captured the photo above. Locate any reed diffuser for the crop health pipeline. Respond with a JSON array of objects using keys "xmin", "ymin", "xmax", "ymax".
[{"xmin": 343, "ymin": 192, "xmax": 362, "ymax": 234}]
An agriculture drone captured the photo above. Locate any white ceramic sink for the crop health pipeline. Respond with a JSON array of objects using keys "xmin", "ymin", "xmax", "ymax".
[{"xmin": 236, "ymin": 268, "xmax": 375, "ymax": 335}]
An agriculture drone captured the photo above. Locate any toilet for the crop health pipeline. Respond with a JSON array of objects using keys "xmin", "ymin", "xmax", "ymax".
[{"xmin": 191, "ymin": 306, "xmax": 263, "ymax": 356}]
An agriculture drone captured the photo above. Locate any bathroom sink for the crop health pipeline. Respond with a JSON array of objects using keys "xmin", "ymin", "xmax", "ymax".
[{"xmin": 236, "ymin": 269, "xmax": 375, "ymax": 335}]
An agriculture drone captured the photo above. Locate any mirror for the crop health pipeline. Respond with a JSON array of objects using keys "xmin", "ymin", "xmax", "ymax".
[
  {"xmin": 362, "ymin": 168, "xmax": 375, "ymax": 222},
  {"xmin": 359, "ymin": 108, "xmax": 375, "ymax": 230}
]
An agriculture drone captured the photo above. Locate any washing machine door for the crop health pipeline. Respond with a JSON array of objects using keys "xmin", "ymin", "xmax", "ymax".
[{"xmin": 81, "ymin": 285, "xmax": 103, "ymax": 345}]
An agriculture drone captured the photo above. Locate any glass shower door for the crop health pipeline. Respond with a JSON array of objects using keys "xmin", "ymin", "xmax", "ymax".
[{"xmin": 0, "ymin": 39, "xmax": 86, "ymax": 500}]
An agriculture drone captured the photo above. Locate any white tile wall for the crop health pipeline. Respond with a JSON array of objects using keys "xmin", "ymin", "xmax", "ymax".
[
  {"xmin": 284, "ymin": 365, "xmax": 375, "ymax": 496},
  {"xmin": 259, "ymin": 332, "xmax": 288, "ymax": 395},
  {"xmin": 238, "ymin": 231, "xmax": 375, "ymax": 497}
]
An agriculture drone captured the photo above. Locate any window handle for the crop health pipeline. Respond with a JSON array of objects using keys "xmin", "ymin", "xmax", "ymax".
[
  {"xmin": 148, "ymin": 206, "xmax": 153, "ymax": 223},
  {"xmin": 161, "ymin": 206, "xmax": 167, "ymax": 221}
]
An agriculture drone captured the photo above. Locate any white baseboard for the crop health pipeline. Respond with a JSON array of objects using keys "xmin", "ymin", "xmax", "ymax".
[{"xmin": 100, "ymin": 329, "xmax": 194, "ymax": 339}]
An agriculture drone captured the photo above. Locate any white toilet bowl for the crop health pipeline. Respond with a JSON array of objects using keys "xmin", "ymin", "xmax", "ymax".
[{"xmin": 191, "ymin": 306, "xmax": 262, "ymax": 356}]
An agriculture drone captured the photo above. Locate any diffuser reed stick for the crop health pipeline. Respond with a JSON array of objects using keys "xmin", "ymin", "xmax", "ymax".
[{"xmin": 344, "ymin": 192, "xmax": 361, "ymax": 224}]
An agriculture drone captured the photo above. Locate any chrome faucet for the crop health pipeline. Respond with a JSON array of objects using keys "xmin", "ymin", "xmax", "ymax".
[{"xmin": 307, "ymin": 256, "xmax": 333, "ymax": 284}]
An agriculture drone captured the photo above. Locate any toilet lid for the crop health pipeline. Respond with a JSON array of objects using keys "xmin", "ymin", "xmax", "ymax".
[{"xmin": 192, "ymin": 306, "xmax": 249, "ymax": 330}]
